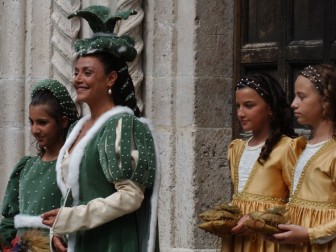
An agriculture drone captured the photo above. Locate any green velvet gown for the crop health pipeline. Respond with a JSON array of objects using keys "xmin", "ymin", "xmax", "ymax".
[{"xmin": 54, "ymin": 107, "xmax": 159, "ymax": 252}]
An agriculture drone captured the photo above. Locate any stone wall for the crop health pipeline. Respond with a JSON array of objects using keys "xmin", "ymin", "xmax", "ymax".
[
  {"xmin": 0, "ymin": 0, "xmax": 234, "ymax": 250},
  {"xmin": 143, "ymin": 0, "xmax": 234, "ymax": 250}
]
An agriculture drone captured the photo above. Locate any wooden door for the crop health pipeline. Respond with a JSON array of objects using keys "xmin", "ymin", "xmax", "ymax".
[{"xmin": 233, "ymin": 0, "xmax": 336, "ymax": 136}]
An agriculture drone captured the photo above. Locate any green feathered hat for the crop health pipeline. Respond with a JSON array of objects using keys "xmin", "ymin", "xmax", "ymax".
[{"xmin": 68, "ymin": 5, "xmax": 137, "ymax": 62}]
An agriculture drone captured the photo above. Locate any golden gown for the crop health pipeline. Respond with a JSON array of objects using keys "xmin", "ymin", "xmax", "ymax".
[
  {"xmin": 221, "ymin": 136, "xmax": 304, "ymax": 252},
  {"xmin": 280, "ymin": 138, "xmax": 336, "ymax": 252}
]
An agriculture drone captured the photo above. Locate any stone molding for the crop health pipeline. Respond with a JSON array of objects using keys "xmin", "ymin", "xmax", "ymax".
[{"xmin": 51, "ymin": 0, "xmax": 80, "ymax": 86}]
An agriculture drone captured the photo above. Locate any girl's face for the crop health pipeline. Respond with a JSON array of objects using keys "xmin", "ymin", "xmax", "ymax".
[
  {"xmin": 291, "ymin": 75, "xmax": 324, "ymax": 127},
  {"xmin": 73, "ymin": 56, "xmax": 116, "ymax": 106},
  {"xmin": 235, "ymin": 87, "xmax": 272, "ymax": 133},
  {"xmin": 29, "ymin": 104, "xmax": 65, "ymax": 150}
]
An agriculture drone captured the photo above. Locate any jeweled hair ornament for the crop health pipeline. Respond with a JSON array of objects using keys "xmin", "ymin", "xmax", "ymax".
[
  {"xmin": 68, "ymin": 5, "xmax": 137, "ymax": 62},
  {"xmin": 31, "ymin": 79, "xmax": 78, "ymax": 125},
  {"xmin": 236, "ymin": 78, "xmax": 269, "ymax": 98},
  {"xmin": 300, "ymin": 65, "xmax": 323, "ymax": 91}
]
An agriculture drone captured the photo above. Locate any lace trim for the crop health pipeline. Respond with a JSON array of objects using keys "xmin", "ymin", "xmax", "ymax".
[
  {"xmin": 290, "ymin": 139, "xmax": 336, "ymax": 199},
  {"xmin": 238, "ymin": 145, "xmax": 261, "ymax": 191},
  {"xmin": 234, "ymin": 141, "xmax": 261, "ymax": 194}
]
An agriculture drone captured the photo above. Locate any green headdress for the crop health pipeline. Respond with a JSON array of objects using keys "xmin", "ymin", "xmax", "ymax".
[
  {"xmin": 68, "ymin": 5, "xmax": 137, "ymax": 62},
  {"xmin": 31, "ymin": 79, "xmax": 79, "ymax": 125}
]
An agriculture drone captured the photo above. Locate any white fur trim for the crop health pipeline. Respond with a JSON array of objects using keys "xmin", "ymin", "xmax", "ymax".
[
  {"xmin": 139, "ymin": 117, "xmax": 161, "ymax": 252},
  {"xmin": 56, "ymin": 115, "xmax": 90, "ymax": 197},
  {"xmin": 14, "ymin": 214, "xmax": 50, "ymax": 229},
  {"xmin": 56, "ymin": 106, "xmax": 134, "ymax": 205}
]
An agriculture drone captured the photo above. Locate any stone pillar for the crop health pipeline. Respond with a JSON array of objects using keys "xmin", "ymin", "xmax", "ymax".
[
  {"xmin": 143, "ymin": 0, "xmax": 234, "ymax": 251},
  {"xmin": 0, "ymin": 0, "xmax": 27, "ymax": 201}
]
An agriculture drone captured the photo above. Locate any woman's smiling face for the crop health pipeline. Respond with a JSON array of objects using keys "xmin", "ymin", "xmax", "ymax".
[{"xmin": 73, "ymin": 56, "xmax": 112, "ymax": 106}]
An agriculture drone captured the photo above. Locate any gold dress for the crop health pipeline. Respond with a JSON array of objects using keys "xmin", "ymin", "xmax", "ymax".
[
  {"xmin": 280, "ymin": 138, "xmax": 336, "ymax": 252},
  {"xmin": 221, "ymin": 136, "xmax": 304, "ymax": 252}
]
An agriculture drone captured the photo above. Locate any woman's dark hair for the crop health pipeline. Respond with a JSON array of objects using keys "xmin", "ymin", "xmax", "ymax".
[
  {"xmin": 82, "ymin": 51, "xmax": 141, "ymax": 117},
  {"xmin": 239, "ymin": 73, "xmax": 297, "ymax": 163},
  {"xmin": 30, "ymin": 90, "xmax": 70, "ymax": 157}
]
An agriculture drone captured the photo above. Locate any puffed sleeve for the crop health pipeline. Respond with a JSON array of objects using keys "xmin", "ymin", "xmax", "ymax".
[
  {"xmin": 98, "ymin": 114, "xmax": 156, "ymax": 188},
  {"xmin": 51, "ymin": 179, "xmax": 144, "ymax": 234},
  {"xmin": 0, "ymin": 156, "xmax": 31, "ymax": 247}
]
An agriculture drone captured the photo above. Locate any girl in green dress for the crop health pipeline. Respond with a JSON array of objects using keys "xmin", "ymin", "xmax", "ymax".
[{"xmin": 0, "ymin": 79, "xmax": 79, "ymax": 251}]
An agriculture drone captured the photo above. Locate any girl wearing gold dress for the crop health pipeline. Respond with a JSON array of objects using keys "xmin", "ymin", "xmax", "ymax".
[
  {"xmin": 272, "ymin": 64, "xmax": 336, "ymax": 252},
  {"xmin": 221, "ymin": 73, "xmax": 298, "ymax": 252}
]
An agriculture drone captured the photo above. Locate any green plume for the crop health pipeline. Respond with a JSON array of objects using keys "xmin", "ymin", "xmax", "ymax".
[
  {"xmin": 68, "ymin": 5, "xmax": 138, "ymax": 62},
  {"xmin": 68, "ymin": 5, "xmax": 137, "ymax": 33}
]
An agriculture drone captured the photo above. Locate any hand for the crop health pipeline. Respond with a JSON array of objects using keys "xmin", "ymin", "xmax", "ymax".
[
  {"xmin": 41, "ymin": 208, "xmax": 60, "ymax": 227},
  {"xmin": 271, "ymin": 224, "xmax": 309, "ymax": 244},
  {"xmin": 231, "ymin": 215, "xmax": 253, "ymax": 236},
  {"xmin": 52, "ymin": 236, "xmax": 67, "ymax": 252}
]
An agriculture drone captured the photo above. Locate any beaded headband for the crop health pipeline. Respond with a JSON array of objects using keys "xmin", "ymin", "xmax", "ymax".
[
  {"xmin": 236, "ymin": 78, "xmax": 269, "ymax": 97},
  {"xmin": 31, "ymin": 79, "xmax": 78, "ymax": 125},
  {"xmin": 300, "ymin": 65, "xmax": 323, "ymax": 91},
  {"xmin": 68, "ymin": 5, "xmax": 137, "ymax": 62}
]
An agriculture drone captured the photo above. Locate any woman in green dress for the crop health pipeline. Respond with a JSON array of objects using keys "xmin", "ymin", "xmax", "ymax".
[
  {"xmin": 0, "ymin": 79, "xmax": 79, "ymax": 251},
  {"xmin": 41, "ymin": 5, "xmax": 160, "ymax": 252}
]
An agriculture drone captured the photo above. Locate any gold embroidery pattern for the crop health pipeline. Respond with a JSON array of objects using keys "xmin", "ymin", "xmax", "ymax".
[
  {"xmin": 232, "ymin": 138, "xmax": 289, "ymax": 204},
  {"xmin": 233, "ymin": 192, "xmax": 286, "ymax": 203},
  {"xmin": 290, "ymin": 139, "xmax": 336, "ymax": 200},
  {"xmin": 233, "ymin": 141, "xmax": 245, "ymax": 193},
  {"xmin": 289, "ymin": 198, "xmax": 336, "ymax": 209}
]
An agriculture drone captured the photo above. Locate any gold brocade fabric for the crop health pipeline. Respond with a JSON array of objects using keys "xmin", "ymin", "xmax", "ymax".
[
  {"xmin": 221, "ymin": 136, "xmax": 304, "ymax": 252},
  {"xmin": 280, "ymin": 138, "xmax": 336, "ymax": 252}
]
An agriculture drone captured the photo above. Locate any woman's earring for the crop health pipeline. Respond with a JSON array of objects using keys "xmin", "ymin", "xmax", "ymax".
[{"xmin": 108, "ymin": 88, "xmax": 112, "ymax": 95}]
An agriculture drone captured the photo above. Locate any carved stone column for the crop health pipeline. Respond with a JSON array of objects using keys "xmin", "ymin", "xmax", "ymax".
[{"xmin": 51, "ymin": 0, "xmax": 80, "ymax": 87}]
